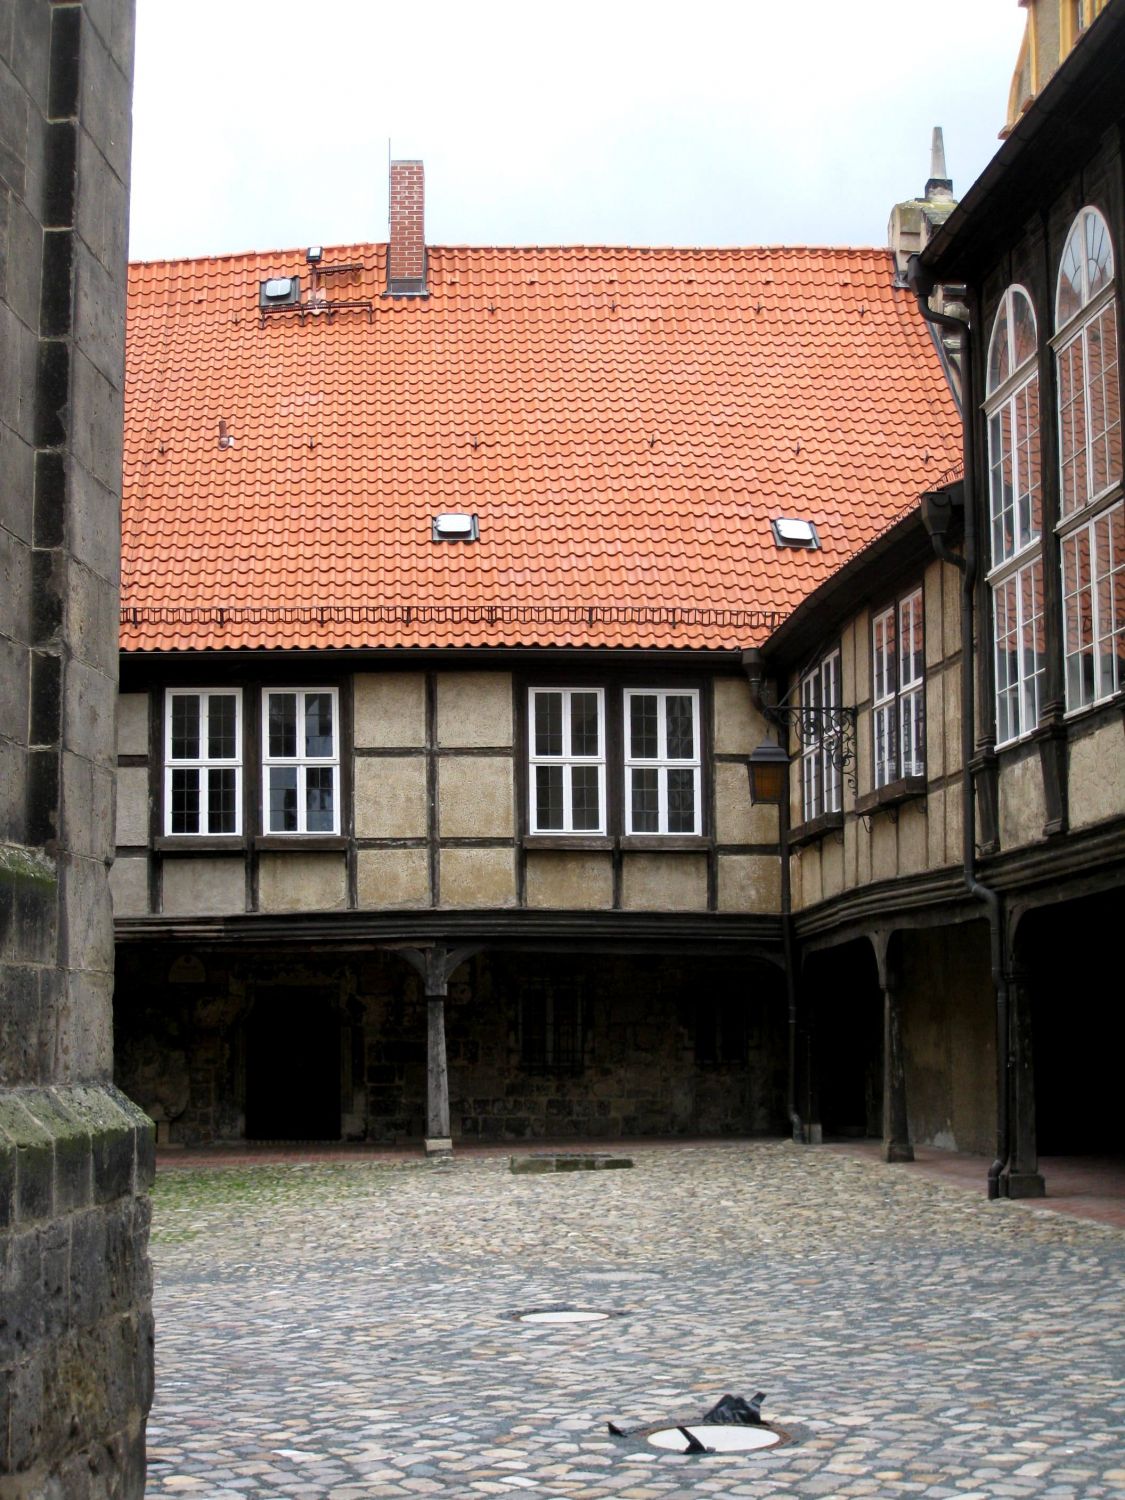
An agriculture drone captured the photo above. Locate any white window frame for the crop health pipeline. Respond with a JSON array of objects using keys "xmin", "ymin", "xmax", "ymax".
[
  {"xmin": 623, "ymin": 688, "xmax": 702, "ymax": 836},
  {"xmin": 163, "ymin": 688, "xmax": 242, "ymax": 836},
  {"xmin": 527, "ymin": 687, "xmax": 606, "ymax": 835},
  {"xmin": 1061, "ymin": 500, "xmax": 1124, "ymax": 710},
  {"xmin": 799, "ymin": 651, "xmax": 841, "ymax": 821},
  {"xmin": 872, "ymin": 590, "xmax": 925, "ymax": 787},
  {"xmin": 986, "ymin": 284, "xmax": 1045, "ymax": 744},
  {"xmin": 261, "ymin": 688, "xmax": 341, "ymax": 835}
]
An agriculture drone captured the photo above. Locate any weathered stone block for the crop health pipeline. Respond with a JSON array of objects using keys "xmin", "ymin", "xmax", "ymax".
[
  {"xmin": 353, "ymin": 672, "xmax": 426, "ymax": 748},
  {"xmin": 23, "ymin": 1090, "xmax": 91, "ymax": 1215},
  {"xmin": 436, "ymin": 671, "xmax": 513, "ymax": 747},
  {"xmin": 437, "ymin": 755, "xmax": 514, "ymax": 839},
  {"xmin": 354, "ymin": 755, "xmax": 428, "ymax": 838},
  {"xmin": 525, "ymin": 851, "xmax": 613, "ymax": 909},
  {"xmin": 438, "ymin": 847, "xmax": 516, "ymax": 908},
  {"xmin": 356, "ymin": 847, "xmax": 429, "ymax": 909},
  {"xmin": 162, "ymin": 856, "xmax": 244, "ymax": 916},
  {"xmin": 621, "ymin": 853, "xmax": 707, "ymax": 911},
  {"xmin": 258, "ymin": 852, "xmax": 347, "ymax": 912}
]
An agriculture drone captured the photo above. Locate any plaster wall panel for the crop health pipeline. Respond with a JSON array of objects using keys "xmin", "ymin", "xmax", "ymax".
[
  {"xmin": 258, "ymin": 853, "xmax": 347, "ymax": 912},
  {"xmin": 925, "ymin": 673, "xmax": 945, "ymax": 780},
  {"xmin": 927, "ymin": 786, "xmax": 947, "ymax": 868},
  {"xmin": 941, "ymin": 559, "xmax": 961, "ymax": 658},
  {"xmin": 944, "ymin": 668, "xmax": 963, "ymax": 774},
  {"xmin": 799, "ymin": 846, "xmax": 823, "ymax": 908},
  {"xmin": 853, "ymin": 612, "xmax": 871, "ymax": 708},
  {"xmin": 354, "ymin": 755, "xmax": 428, "ymax": 838},
  {"xmin": 712, "ymin": 677, "xmax": 764, "ymax": 754},
  {"xmin": 117, "ymin": 692, "xmax": 149, "ymax": 756},
  {"xmin": 354, "ymin": 673, "xmax": 426, "ymax": 748},
  {"xmin": 841, "ymin": 618, "xmax": 858, "ymax": 707},
  {"xmin": 947, "ymin": 783, "xmax": 963, "ymax": 863},
  {"xmin": 436, "ymin": 672, "xmax": 514, "ymax": 747},
  {"xmin": 998, "ymin": 751, "xmax": 1046, "ymax": 849},
  {"xmin": 871, "ymin": 815, "xmax": 897, "ymax": 883},
  {"xmin": 820, "ymin": 834, "xmax": 845, "ymax": 898},
  {"xmin": 525, "ymin": 852, "xmax": 613, "ymax": 909},
  {"xmin": 115, "ymin": 764, "xmax": 149, "ymax": 846},
  {"xmin": 438, "ymin": 756, "xmax": 514, "ymax": 839},
  {"xmin": 439, "ymin": 847, "xmax": 517, "ymax": 907},
  {"xmin": 855, "ymin": 703, "xmax": 873, "ymax": 799},
  {"xmin": 924, "ymin": 560, "xmax": 945, "ymax": 668},
  {"xmin": 716, "ymin": 854, "xmax": 781, "ymax": 912},
  {"xmin": 714, "ymin": 761, "xmax": 779, "ymax": 845},
  {"xmin": 356, "ymin": 847, "xmax": 430, "ymax": 908},
  {"xmin": 856, "ymin": 812, "xmax": 873, "ymax": 886},
  {"xmin": 898, "ymin": 802, "xmax": 927, "ymax": 875},
  {"xmin": 163, "ymin": 857, "xmax": 245, "ymax": 916},
  {"xmin": 843, "ymin": 815, "xmax": 859, "ymax": 891},
  {"xmin": 108, "ymin": 855, "xmax": 148, "ymax": 915},
  {"xmin": 1068, "ymin": 723, "xmax": 1125, "ymax": 828},
  {"xmin": 621, "ymin": 853, "xmax": 707, "ymax": 911}
]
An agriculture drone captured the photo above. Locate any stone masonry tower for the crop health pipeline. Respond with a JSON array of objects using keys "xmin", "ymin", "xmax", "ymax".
[{"xmin": 1, "ymin": 3, "xmax": 153, "ymax": 1496}]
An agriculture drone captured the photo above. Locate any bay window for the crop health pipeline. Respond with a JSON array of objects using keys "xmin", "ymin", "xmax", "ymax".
[{"xmin": 872, "ymin": 589, "xmax": 924, "ymax": 787}]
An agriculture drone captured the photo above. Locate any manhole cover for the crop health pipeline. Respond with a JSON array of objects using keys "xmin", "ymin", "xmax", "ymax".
[
  {"xmin": 647, "ymin": 1423, "xmax": 783, "ymax": 1453},
  {"xmin": 517, "ymin": 1308, "xmax": 611, "ymax": 1324}
]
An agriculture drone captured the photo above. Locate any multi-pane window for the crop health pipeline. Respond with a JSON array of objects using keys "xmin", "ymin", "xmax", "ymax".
[
  {"xmin": 799, "ymin": 651, "xmax": 842, "ymax": 821},
  {"xmin": 520, "ymin": 980, "xmax": 584, "ymax": 1071},
  {"xmin": 872, "ymin": 590, "xmax": 924, "ymax": 788},
  {"xmin": 164, "ymin": 689, "xmax": 241, "ymax": 835},
  {"xmin": 262, "ymin": 689, "xmax": 340, "ymax": 834},
  {"xmin": 1055, "ymin": 208, "xmax": 1123, "ymax": 711},
  {"xmin": 528, "ymin": 688, "xmax": 605, "ymax": 833},
  {"xmin": 624, "ymin": 689, "xmax": 701, "ymax": 835},
  {"xmin": 986, "ymin": 285, "xmax": 1045, "ymax": 743}
]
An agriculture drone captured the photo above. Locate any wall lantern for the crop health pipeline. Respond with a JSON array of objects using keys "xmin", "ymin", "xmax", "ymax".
[{"xmin": 746, "ymin": 738, "xmax": 789, "ymax": 806}]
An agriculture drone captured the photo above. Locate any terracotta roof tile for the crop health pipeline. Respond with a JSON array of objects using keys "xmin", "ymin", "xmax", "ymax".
[{"xmin": 122, "ymin": 243, "xmax": 960, "ymax": 652}]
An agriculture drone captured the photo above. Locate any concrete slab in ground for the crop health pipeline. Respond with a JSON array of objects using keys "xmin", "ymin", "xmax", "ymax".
[{"xmin": 146, "ymin": 1141, "xmax": 1125, "ymax": 1498}]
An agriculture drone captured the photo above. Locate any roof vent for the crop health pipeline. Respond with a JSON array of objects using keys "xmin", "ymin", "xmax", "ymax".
[
  {"xmin": 432, "ymin": 512, "xmax": 479, "ymax": 542},
  {"xmin": 260, "ymin": 276, "xmax": 300, "ymax": 310},
  {"xmin": 771, "ymin": 517, "xmax": 820, "ymax": 549}
]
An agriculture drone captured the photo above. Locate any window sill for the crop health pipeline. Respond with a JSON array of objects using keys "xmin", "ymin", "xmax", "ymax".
[
  {"xmin": 618, "ymin": 835, "xmax": 707, "ymax": 851},
  {"xmin": 155, "ymin": 836, "xmax": 246, "ymax": 853},
  {"xmin": 855, "ymin": 776, "xmax": 927, "ymax": 815},
  {"xmin": 254, "ymin": 835, "xmax": 348, "ymax": 852},
  {"xmin": 523, "ymin": 835, "xmax": 613, "ymax": 851},
  {"xmin": 788, "ymin": 810, "xmax": 843, "ymax": 847}
]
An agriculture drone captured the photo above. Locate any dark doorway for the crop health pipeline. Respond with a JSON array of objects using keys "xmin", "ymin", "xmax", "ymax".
[
  {"xmin": 245, "ymin": 986, "xmax": 341, "ymax": 1140},
  {"xmin": 1021, "ymin": 892, "xmax": 1125, "ymax": 1156},
  {"xmin": 806, "ymin": 941, "xmax": 883, "ymax": 1138}
]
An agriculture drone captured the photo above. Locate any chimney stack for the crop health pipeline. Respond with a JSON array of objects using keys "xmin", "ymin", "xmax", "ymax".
[{"xmin": 388, "ymin": 159, "xmax": 427, "ymax": 296}]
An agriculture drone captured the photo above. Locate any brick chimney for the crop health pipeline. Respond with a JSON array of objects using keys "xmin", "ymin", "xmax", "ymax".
[{"xmin": 388, "ymin": 159, "xmax": 427, "ymax": 296}]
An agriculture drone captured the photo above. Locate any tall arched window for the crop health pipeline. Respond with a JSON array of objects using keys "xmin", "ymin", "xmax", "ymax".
[
  {"xmin": 1055, "ymin": 206, "xmax": 1123, "ymax": 709},
  {"xmin": 986, "ymin": 286, "xmax": 1044, "ymax": 743}
]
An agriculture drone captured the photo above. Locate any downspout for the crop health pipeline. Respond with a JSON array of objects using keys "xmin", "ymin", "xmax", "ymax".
[
  {"xmin": 743, "ymin": 650, "xmax": 803, "ymax": 1143},
  {"xmin": 906, "ymin": 257, "xmax": 1009, "ymax": 1199}
]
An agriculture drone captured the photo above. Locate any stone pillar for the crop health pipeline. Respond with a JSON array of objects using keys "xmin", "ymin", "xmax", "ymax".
[
  {"xmin": 1, "ymin": 4, "xmax": 152, "ymax": 1496},
  {"xmin": 1004, "ymin": 972, "xmax": 1045, "ymax": 1198}
]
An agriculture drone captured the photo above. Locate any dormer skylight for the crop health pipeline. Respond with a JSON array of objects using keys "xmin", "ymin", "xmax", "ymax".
[
  {"xmin": 432, "ymin": 512, "xmax": 479, "ymax": 542},
  {"xmin": 771, "ymin": 517, "xmax": 820, "ymax": 549}
]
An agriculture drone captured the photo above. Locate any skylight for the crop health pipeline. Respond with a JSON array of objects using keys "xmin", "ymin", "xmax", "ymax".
[
  {"xmin": 771, "ymin": 517, "xmax": 820, "ymax": 549},
  {"xmin": 432, "ymin": 512, "xmax": 479, "ymax": 542}
]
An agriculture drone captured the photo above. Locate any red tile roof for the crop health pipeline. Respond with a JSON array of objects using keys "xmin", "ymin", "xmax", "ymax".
[{"xmin": 121, "ymin": 243, "xmax": 960, "ymax": 652}]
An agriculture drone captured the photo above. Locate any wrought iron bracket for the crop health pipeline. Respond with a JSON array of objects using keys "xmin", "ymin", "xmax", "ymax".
[{"xmin": 768, "ymin": 703, "xmax": 858, "ymax": 796}]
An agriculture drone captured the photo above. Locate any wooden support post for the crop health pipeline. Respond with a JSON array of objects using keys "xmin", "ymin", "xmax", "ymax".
[
  {"xmin": 425, "ymin": 994, "xmax": 452, "ymax": 1156},
  {"xmin": 1004, "ymin": 971, "xmax": 1045, "ymax": 1198},
  {"xmin": 877, "ymin": 933, "xmax": 913, "ymax": 1163}
]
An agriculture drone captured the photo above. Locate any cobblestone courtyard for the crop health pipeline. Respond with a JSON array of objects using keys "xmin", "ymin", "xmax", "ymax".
[{"xmin": 147, "ymin": 1143, "xmax": 1125, "ymax": 1499}]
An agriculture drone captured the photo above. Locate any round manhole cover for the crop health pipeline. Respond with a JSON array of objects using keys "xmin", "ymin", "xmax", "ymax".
[
  {"xmin": 517, "ymin": 1309, "xmax": 611, "ymax": 1325},
  {"xmin": 647, "ymin": 1424, "xmax": 783, "ymax": 1454}
]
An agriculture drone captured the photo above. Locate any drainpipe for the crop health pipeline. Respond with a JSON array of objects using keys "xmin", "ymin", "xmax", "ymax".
[
  {"xmin": 742, "ymin": 650, "xmax": 803, "ymax": 1144},
  {"xmin": 906, "ymin": 256, "xmax": 1009, "ymax": 1199}
]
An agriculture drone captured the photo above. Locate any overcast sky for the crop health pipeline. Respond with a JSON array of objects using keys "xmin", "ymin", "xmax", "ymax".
[{"xmin": 128, "ymin": 1, "xmax": 1028, "ymax": 263}]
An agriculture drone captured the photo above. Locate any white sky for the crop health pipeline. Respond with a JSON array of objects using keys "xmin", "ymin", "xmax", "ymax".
[{"xmin": 128, "ymin": 0, "xmax": 1028, "ymax": 263}]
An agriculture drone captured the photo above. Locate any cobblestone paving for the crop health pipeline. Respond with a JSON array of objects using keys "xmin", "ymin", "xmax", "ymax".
[{"xmin": 147, "ymin": 1143, "xmax": 1125, "ymax": 1499}]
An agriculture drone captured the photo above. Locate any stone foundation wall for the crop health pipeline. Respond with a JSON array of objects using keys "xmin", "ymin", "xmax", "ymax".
[{"xmin": 114, "ymin": 949, "xmax": 788, "ymax": 1145}]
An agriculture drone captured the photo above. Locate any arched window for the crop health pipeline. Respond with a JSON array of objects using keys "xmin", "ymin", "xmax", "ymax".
[
  {"xmin": 985, "ymin": 286, "xmax": 1044, "ymax": 743},
  {"xmin": 1055, "ymin": 207, "xmax": 1123, "ymax": 709}
]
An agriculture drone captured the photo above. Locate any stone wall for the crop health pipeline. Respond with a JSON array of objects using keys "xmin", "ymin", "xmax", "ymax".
[
  {"xmin": 1, "ymin": 4, "xmax": 151, "ymax": 1496},
  {"xmin": 113, "ymin": 948, "xmax": 788, "ymax": 1145}
]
